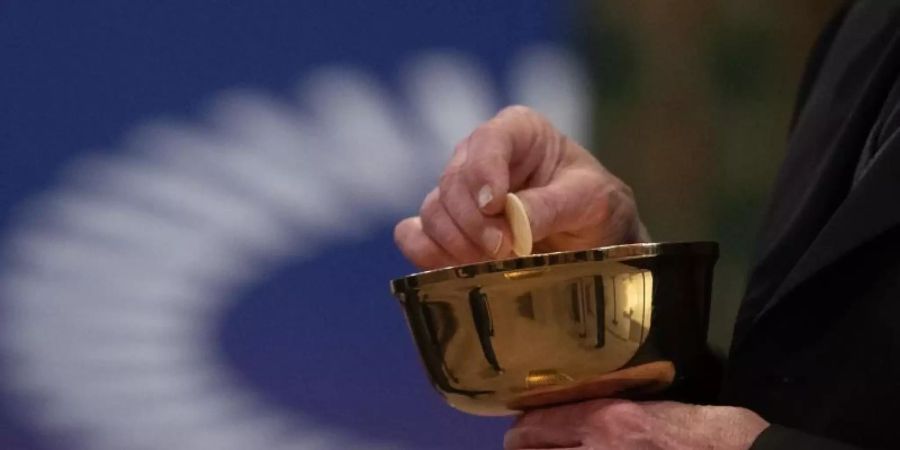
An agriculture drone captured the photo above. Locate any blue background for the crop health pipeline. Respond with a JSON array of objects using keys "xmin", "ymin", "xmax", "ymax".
[{"xmin": 0, "ymin": 1, "xmax": 576, "ymax": 448}]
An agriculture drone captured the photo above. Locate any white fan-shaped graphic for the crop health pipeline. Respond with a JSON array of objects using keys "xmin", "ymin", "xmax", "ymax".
[{"xmin": 0, "ymin": 44, "xmax": 590, "ymax": 450}]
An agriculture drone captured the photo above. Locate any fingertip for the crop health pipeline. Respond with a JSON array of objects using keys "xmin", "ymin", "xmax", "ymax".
[
  {"xmin": 477, "ymin": 226, "xmax": 496, "ymax": 255},
  {"xmin": 393, "ymin": 217, "xmax": 423, "ymax": 260},
  {"xmin": 477, "ymin": 185, "xmax": 493, "ymax": 210},
  {"xmin": 461, "ymin": 128, "xmax": 510, "ymax": 215},
  {"xmin": 393, "ymin": 216, "xmax": 417, "ymax": 245},
  {"xmin": 474, "ymin": 183, "xmax": 507, "ymax": 215},
  {"xmin": 394, "ymin": 216, "xmax": 455, "ymax": 270},
  {"xmin": 484, "ymin": 217, "xmax": 514, "ymax": 258}
]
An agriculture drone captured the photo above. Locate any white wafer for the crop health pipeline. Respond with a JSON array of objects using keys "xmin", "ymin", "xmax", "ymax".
[{"xmin": 505, "ymin": 192, "xmax": 533, "ymax": 256}]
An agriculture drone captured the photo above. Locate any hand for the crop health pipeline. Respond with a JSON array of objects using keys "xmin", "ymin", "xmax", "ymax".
[
  {"xmin": 395, "ymin": 105, "xmax": 648, "ymax": 270},
  {"xmin": 504, "ymin": 399, "xmax": 769, "ymax": 450}
]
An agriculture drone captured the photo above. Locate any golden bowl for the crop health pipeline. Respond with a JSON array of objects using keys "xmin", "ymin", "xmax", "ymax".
[{"xmin": 389, "ymin": 241, "xmax": 718, "ymax": 416}]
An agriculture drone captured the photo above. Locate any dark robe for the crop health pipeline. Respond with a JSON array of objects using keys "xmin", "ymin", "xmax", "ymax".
[{"xmin": 719, "ymin": 1, "xmax": 900, "ymax": 448}]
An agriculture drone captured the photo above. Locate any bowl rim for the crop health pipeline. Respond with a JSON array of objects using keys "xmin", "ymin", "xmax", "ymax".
[{"xmin": 390, "ymin": 241, "xmax": 718, "ymax": 293}]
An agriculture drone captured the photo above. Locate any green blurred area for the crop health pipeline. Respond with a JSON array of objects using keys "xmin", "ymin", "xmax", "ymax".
[{"xmin": 578, "ymin": 1, "xmax": 843, "ymax": 353}]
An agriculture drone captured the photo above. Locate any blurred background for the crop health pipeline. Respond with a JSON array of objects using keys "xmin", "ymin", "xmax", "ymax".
[{"xmin": 0, "ymin": 1, "xmax": 841, "ymax": 449}]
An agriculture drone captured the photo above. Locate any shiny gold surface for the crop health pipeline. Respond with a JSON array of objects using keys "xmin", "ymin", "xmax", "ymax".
[{"xmin": 390, "ymin": 242, "xmax": 718, "ymax": 416}]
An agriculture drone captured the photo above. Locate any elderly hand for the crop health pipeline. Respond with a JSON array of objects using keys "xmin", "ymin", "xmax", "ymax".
[
  {"xmin": 395, "ymin": 105, "xmax": 648, "ymax": 270},
  {"xmin": 504, "ymin": 399, "xmax": 769, "ymax": 450}
]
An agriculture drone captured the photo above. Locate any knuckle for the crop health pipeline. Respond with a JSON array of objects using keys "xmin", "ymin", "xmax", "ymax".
[
  {"xmin": 602, "ymin": 182, "xmax": 636, "ymax": 221},
  {"xmin": 611, "ymin": 401, "xmax": 644, "ymax": 416},
  {"xmin": 469, "ymin": 122, "xmax": 500, "ymax": 148},
  {"xmin": 453, "ymin": 141, "xmax": 468, "ymax": 157},
  {"xmin": 586, "ymin": 189, "xmax": 613, "ymax": 225},
  {"xmin": 437, "ymin": 188, "xmax": 469, "ymax": 220},
  {"xmin": 438, "ymin": 194, "xmax": 469, "ymax": 227},
  {"xmin": 419, "ymin": 191, "xmax": 440, "ymax": 218},
  {"xmin": 618, "ymin": 179, "xmax": 635, "ymax": 198},
  {"xmin": 594, "ymin": 400, "xmax": 644, "ymax": 423},
  {"xmin": 439, "ymin": 165, "xmax": 462, "ymax": 190},
  {"xmin": 470, "ymin": 106, "xmax": 548, "ymax": 158},
  {"xmin": 499, "ymin": 104, "xmax": 537, "ymax": 120},
  {"xmin": 586, "ymin": 177, "xmax": 625, "ymax": 221},
  {"xmin": 465, "ymin": 127, "xmax": 508, "ymax": 174},
  {"xmin": 500, "ymin": 104, "xmax": 550, "ymax": 132}
]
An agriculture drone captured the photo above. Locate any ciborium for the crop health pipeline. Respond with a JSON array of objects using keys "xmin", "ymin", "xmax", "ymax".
[{"xmin": 389, "ymin": 242, "xmax": 718, "ymax": 416}]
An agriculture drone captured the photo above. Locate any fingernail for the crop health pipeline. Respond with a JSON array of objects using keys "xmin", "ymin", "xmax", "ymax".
[
  {"xmin": 482, "ymin": 227, "xmax": 503, "ymax": 256},
  {"xmin": 478, "ymin": 185, "xmax": 493, "ymax": 209}
]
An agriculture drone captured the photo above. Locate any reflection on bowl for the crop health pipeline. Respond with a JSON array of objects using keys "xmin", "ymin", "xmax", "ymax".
[{"xmin": 389, "ymin": 242, "xmax": 718, "ymax": 416}]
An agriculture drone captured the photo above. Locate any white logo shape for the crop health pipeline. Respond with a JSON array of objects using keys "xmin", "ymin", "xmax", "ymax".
[{"xmin": 0, "ymin": 44, "xmax": 590, "ymax": 450}]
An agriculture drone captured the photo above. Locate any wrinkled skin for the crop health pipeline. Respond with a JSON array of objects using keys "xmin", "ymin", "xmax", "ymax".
[
  {"xmin": 394, "ymin": 105, "xmax": 648, "ymax": 270},
  {"xmin": 393, "ymin": 106, "xmax": 768, "ymax": 449},
  {"xmin": 504, "ymin": 399, "xmax": 768, "ymax": 450}
]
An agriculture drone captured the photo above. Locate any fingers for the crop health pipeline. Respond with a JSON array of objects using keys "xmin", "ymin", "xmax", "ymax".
[
  {"xmin": 513, "ymin": 398, "xmax": 625, "ymax": 430},
  {"xmin": 515, "ymin": 166, "xmax": 629, "ymax": 249},
  {"xmin": 396, "ymin": 184, "xmax": 513, "ymax": 269},
  {"xmin": 504, "ymin": 399, "xmax": 614, "ymax": 450},
  {"xmin": 418, "ymin": 188, "xmax": 492, "ymax": 264},
  {"xmin": 393, "ymin": 217, "xmax": 455, "ymax": 270},
  {"xmin": 641, "ymin": 401, "xmax": 702, "ymax": 429},
  {"xmin": 395, "ymin": 104, "xmax": 644, "ymax": 269},
  {"xmin": 456, "ymin": 105, "xmax": 560, "ymax": 216},
  {"xmin": 504, "ymin": 399, "xmax": 650, "ymax": 450},
  {"xmin": 434, "ymin": 105, "xmax": 557, "ymax": 257},
  {"xmin": 503, "ymin": 425, "xmax": 581, "ymax": 450},
  {"xmin": 437, "ymin": 173, "xmax": 513, "ymax": 258},
  {"xmin": 505, "ymin": 400, "xmax": 768, "ymax": 450},
  {"xmin": 453, "ymin": 106, "xmax": 640, "ymax": 251},
  {"xmin": 433, "ymin": 141, "xmax": 509, "ymax": 257}
]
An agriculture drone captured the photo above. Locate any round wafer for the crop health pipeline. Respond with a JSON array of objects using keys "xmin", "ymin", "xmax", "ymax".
[{"xmin": 505, "ymin": 193, "xmax": 533, "ymax": 256}]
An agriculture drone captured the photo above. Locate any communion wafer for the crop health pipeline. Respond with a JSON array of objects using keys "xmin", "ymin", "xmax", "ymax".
[{"xmin": 505, "ymin": 193, "xmax": 533, "ymax": 256}]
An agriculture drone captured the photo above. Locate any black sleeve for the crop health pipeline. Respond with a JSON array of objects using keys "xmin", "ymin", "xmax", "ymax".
[
  {"xmin": 788, "ymin": 1, "xmax": 853, "ymax": 132},
  {"xmin": 751, "ymin": 425, "xmax": 862, "ymax": 450}
]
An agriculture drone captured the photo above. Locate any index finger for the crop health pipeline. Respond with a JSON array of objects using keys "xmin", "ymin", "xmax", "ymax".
[{"xmin": 459, "ymin": 106, "xmax": 561, "ymax": 215}]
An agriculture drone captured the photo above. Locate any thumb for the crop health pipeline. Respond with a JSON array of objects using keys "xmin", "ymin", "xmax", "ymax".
[
  {"xmin": 514, "ymin": 168, "xmax": 621, "ymax": 247},
  {"xmin": 514, "ymin": 185, "xmax": 566, "ymax": 245}
]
